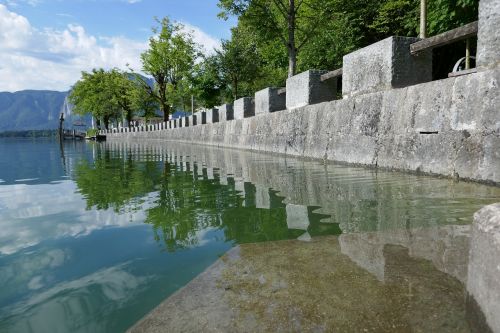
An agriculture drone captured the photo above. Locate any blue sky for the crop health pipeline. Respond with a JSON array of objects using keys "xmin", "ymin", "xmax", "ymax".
[{"xmin": 0, "ymin": 0, "xmax": 236, "ymax": 92}]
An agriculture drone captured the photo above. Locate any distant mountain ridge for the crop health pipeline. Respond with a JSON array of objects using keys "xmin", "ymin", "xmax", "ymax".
[
  {"xmin": 0, "ymin": 75, "xmax": 156, "ymax": 132},
  {"xmin": 0, "ymin": 90, "xmax": 73, "ymax": 132}
]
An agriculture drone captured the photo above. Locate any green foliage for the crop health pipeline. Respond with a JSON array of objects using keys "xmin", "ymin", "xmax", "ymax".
[
  {"xmin": 140, "ymin": 18, "xmax": 197, "ymax": 120},
  {"xmin": 69, "ymin": 69, "xmax": 122, "ymax": 129},
  {"xmin": 191, "ymin": 55, "xmax": 226, "ymax": 108},
  {"xmin": 69, "ymin": 69, "xmax": 151, "ymax": 129},
  {"xmin": 86, "ymin": 128, "xmax": 98, "ymax": 137},
  {"xmin": 204, "ymin": 0, "xmax": 480, "ymax": 103}
]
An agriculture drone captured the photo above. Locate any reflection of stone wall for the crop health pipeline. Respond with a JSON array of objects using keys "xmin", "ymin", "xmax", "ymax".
[
  {"xmin": 101, "ymin": 141, "xmax": 500, "ymax": 237},
  {"xmin": 339, "ymin": 225, "xmax": 470, "ymax": 284}
]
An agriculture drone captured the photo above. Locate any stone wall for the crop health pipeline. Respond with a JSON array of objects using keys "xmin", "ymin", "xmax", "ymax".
[
  {"xmin": 105, "ymin": 0, "xmax": 499, "ymax": 185},
  {"xmin": 106, "ymin": 67, "xmax": 500, "ymax": 185}
]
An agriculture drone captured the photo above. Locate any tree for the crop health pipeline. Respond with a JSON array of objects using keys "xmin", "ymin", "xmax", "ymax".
[
  {"xmin": 191, "ymin": 55, "xmax": 226, "ymax": 108},
  {"xmin": 69, "ymin": 69, "xmax": 122, "ymax": 129},
  {"xmin": 141, "ymin": 18, "xmax": 197, "ymax": 121},
  {"xmin": 219, "ymin": 0, "xmax": 333, "ymax": 78},
  {"xmin": 217, "ymin": 26, "xmax": 261, "ymax": 100}
]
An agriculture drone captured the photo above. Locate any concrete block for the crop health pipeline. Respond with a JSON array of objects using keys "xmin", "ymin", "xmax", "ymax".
[
  {"xmin": 234, "ymin": 97, "xmax": 255, "ymax": 119},
  {"xmin": 206, "ymin": 108, "xmax": 219, "ymax": 123},
  {"xmin": 219, "ymin": 104, "xmax": 234, "ymax": 121},
  {"xmin": 343, "ymin": 36, "xmax": 432, "ymax": 98},
  {"xmin": 191, "ymin": 114, "xmax": 198, "ymax": 126},
  {"xmin": 195, "ymin": 111, "xmax": 207, "ymax": 124},
  {"xmin": 286, "ymin": 70, "xmax": 336, "ymax": 109},
  {"xmin": 173, "ymin": 119, "xmax": 178, "ymax": 128},
  {"xmin": 182, "ymin": 116, "xmax": 190, "ymax": 127},
  {"xmin": 255, "ymin": 87, "xmax": 286, "ymax": 114},
  {"xmin": 467, "ymin": 203, "xmax": 500, "ymax": 332},
  {"xmin": 477, "ymin": 0, "xmax": 500, "ymax": 69}
]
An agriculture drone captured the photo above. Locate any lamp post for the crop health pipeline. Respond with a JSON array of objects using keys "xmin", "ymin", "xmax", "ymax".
[
  {"xmin": 58, "ymin": 112, "xmax": 65, "ymax": 141},
  {"xmin": 420, "ymin": 0, "xmax": 427, "ymax": 39}
]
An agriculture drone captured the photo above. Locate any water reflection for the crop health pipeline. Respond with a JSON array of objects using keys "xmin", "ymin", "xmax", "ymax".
[
  {"xmin": 73, "ymin": 144, "xmax": 337, "ymax": 253},
  {"xmin": 1, "ymin": 139, "xmax": 499, "ymax": 333}
]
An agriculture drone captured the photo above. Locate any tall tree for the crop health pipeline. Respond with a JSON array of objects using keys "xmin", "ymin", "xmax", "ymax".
[
  {"xmin": 219, "ymin": 0, "xmax": 332, "ymax": 78},
  {"xmin": 69, "ymin": 69, "xmax": 122, "ymax": 129},
  {"xmin": 141, "ymin": 18, "xmax": 197, "ymax": 121},
  {"xmin": 217, "ymin": 26, "xmax": 261, "ymax": 100}
]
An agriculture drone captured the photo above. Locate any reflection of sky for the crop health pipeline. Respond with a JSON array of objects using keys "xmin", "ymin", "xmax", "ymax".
[
  {"xmin": 0, "ymin": 188, "xmax": 231, "ymax": 333},
  {"xmin": 0, "ymin": 225, "xmax": 231, "ymax": 332},
  {"xmin": 0, "ymin": 181, "xmax": 147, "ymax": 255}
]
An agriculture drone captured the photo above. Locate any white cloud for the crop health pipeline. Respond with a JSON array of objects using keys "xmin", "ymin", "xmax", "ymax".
[
  {"xmin": 0, "ymin": 5, "xmax": 222, "ymax": 92},
  {"xmin": 0, "ymin": 4, "xmax": 148, "ymax": 92},
  {"xmin": 180, "ymin": 21, "xmax": 221, "ymax": 55}
]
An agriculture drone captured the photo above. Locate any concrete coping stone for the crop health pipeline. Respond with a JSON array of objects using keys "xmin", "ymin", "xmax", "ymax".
[
  {"xmin": 255, "ymin": 87, "xmax": 286, "ymax": 114},
  {"xmin": 234, "ymin": 97, "xmax": 255, "ymax": 119},
  {"xmin": 218, "ymin": 103, "xmax": 234, "ymax": 122},
  {"xmin": 286, "ymin": 69, "xmax": 336, "ymax": 109}
]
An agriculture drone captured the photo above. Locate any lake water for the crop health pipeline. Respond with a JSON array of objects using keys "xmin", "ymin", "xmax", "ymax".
[{"xmin": 0, "ymin": 138, "xmax": 499, "ymax": 332}]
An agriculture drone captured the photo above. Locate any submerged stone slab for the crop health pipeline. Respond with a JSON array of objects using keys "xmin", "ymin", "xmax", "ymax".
[
  {"xmin": 206, "ymin": 108, "xmax": 219, "ymax": 123},
  {"xmin": 219, "ymin": 103, "xmax": 234, "ymax": 121},
  {"xmin": 477, "ymin": 0, "xmax": 500, "ymax": 69},
  {"xmin": 286, "ymin": 70, "xmax": 336, "ymax": 109},
  {"xmin": 343, "ymin": 36, "xmax": 432, "ymax": 98},
  {"xmin": 255, "ymin": 87, "xmax": 286, "ymax": 114},
  {"xmin": 234, "ymin": 97, "xmax": 255, "ymax": 119},
  {"xmin": 467, "ymin": 203, "xmax": 500, "ymax": 332},
  {"xmin": 128, "ymin": 235, "xmax": 472, "ymax": 333}
]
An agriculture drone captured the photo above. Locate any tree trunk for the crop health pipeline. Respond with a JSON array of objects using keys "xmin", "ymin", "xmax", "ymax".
[
  {"xmin": 233, "ymin": 76, "xmax": 238, "ymax": 100},
  {"xmin": 287, "ymin": 0, "xmax": 297, "ymax": 78},
  {"xmin": 104, "ymin": 116, "xmax": 110, "ymax": 130}
]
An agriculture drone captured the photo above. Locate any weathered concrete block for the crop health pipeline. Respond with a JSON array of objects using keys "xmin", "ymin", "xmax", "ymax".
[
  {"xmin": 195, "ymin": 111, "xmax": 207, "ymax": 124},
  {"xmin": 343, "ymin": 36, "xmax": 432, "ymax": 97},
  {"xmin": 206, "ymin": 108, "xmax": 219, "ymax": 123},
  {"xmin": 255, "ymin": 87, "xmax": 286, "ymax": 114},
  {"xmin": 467, "ymin": 203, "xmax": 500, "ymax": 332},
  {"xmin": 191, "ymin": 114, "xmax": 198, "ymax": 126},
  {"xmin": 182, "ymin": 116, "xmax": 190, "ymax": 127},
  {"xmin": 286, "ymin": 70, "xmax": 336, "ymax": 109},
  {"xmin": 477, "ymin": 0, "xmax": 500, "ymax": 69},
  {"xmin": 234, "ymin": 97, "xmax": 255, "ymax": 119},
  {"xmin": 173, "ymin": 119, "xmax": 178, "ymax": 128},
  {"xmin": 219, "ymin": 104, "xmax": 234, "ymax": 121}
]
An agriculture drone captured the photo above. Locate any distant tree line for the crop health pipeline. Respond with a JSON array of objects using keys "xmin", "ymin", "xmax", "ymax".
[
  {"xmin": 0, "ymin": 130, "xmax": 58, "ymax": 138},
  {"xmin": 69, "ymin": 0, "xmax": 478, "ymax": 129}
]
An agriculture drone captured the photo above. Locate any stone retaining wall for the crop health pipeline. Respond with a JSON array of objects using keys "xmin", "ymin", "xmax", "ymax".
[
  {"xmin": 107, "ymin": 67, "xmax": 500, "ymax": 185},
  {"xmin": 104, "ymin": 0, "xmax": 499, "ymax": 185}
]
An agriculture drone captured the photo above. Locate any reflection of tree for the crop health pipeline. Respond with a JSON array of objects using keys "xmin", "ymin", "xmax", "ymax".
[
  {"xmin": 75, "ymin": 148, "xmax": 162, "ymax": 212},
  {"xmin": 75, "ymin": 149, "xmax": 338, "ymax": 253}
]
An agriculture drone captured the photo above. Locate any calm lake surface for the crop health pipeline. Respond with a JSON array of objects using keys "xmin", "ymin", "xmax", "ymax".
[{"xmin": 0, "ymin": 138, "xmax": 499, "ymax": 332}]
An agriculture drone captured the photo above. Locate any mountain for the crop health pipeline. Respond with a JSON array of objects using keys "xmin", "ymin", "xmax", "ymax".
[
  {"xmin": 0, "ymin": 90, "xmax": 73, "ymax": 132},
  {"xmin": 0, "ymin": 75, "xmax": 156, "ymax": 132}
]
